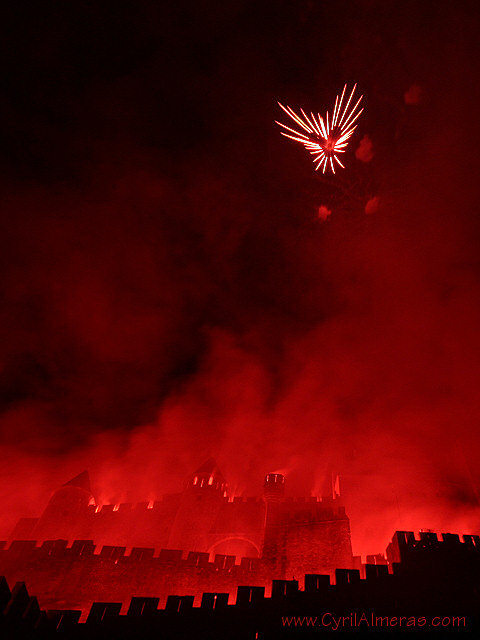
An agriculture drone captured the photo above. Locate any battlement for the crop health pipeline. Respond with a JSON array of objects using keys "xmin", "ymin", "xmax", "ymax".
[
  {"xmin": 3, "ymin": 530, "xmax": 476, "ymax": 570},
  {"xmin": 391, "ymin": 530, "xmax": 480, "ymax": 547},
  {"xmin": 1, "ymin": 527, "xmax": 480, "ymax": 638},
  {"xmin": 88, "ymin": 496, "xmax": 271, "ymax": 516},
  {"xmin": 386, "ymin": 530, "xmax": 480, "ymax": 565},
  {"xmin": 90, "ymin": 496, "xmax": 183, "ymax": 514},
  {"xmin": 0, "ymin": 537, "xmax": 273, "ymax": 619},
  {"xmin": 0, "ymin": 539, "xmax": 262, "ymax": 569},
  {"xmin": 9, "ymin": 468, "xmax": 348, "ymax": 565},
  {"xmin": 2, "ymin": 467, "xmax": 357, "ymax": 623},
  {"xmin": 0, "ymin": 567, "xmax": 390, "ymax": 625},
  {"xmin": 90, "ymin": 496, "xmax": 272, "ymax": 512},
  {"xmin": 80, "ymin": 494, "xmax": 340, "ymax": 513}
]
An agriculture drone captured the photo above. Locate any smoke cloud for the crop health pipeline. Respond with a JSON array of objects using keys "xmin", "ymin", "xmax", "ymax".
[{"xmin": 0, "ymin": 0, "xmax": 480, "ymax": 557}]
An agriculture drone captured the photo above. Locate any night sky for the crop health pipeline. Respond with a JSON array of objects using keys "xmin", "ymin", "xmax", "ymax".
[{"xmin": 1, "ymin": 0, "xmax": 480, "ymax": 555}]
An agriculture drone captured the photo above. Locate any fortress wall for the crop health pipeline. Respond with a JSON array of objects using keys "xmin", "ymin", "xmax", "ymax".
[
  {"xmin": 0, "ymin": 540, "xmax": 274, "ymax": 614},
  {"xmin": 284, "ymin": 517, "xmax": 354, "ymax": 580},
  {"xmin": 1, "ymin": 531, "xmax": 479, "ymax": 625},
  {"xmin": 2, "ymin": 530, "xmax": 480, "ymax": 637},
  {"xmin": 17, "ymin": 495, "xmax": 268, "ymax": 550}
]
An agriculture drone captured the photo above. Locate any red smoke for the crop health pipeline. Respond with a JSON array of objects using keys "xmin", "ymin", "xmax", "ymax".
[{"xmin": 1, "ymin": 1, "xmax": 480, "ymax": 561}]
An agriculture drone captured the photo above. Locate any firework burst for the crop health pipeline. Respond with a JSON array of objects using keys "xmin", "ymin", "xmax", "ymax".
[{"xmin": 276, "ymin": 84, "xmax": 364, "ymax": 174}]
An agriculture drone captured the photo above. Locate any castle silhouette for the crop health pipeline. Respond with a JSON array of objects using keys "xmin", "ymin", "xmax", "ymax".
[
  {"xmin": 1, "ymin": 530, "xmax": 479, "ymax": 638},
  {"xmin": 2, "ymin": 460, "xmax": 355, "ymax": 614},
  {"xmin": 2, "ymin": 464, "xmax": 480, "ymax": 637}
]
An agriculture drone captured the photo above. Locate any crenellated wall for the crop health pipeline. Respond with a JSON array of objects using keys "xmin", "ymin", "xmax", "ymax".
[
  {"xmin": 10, "ymin": 494, "xmax": 268, "ymax": 554},
  {"xmin": 5, "ymin": 469, "xmax": 358, "ymax": 617},
  {"xmin": 1, "ymin": 530, "xmax": 480, "ymax": 638},
  {"xmin": 386, "ymin": 530, "xmax": 480, "ymax": 568},
  {"xmin": 0, "ymin": 539, "xmax": 276, "ymax": 615}
]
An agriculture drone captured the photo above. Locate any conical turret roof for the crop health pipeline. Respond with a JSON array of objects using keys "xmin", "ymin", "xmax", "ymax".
[{"xmin": 62, "ymin": 470, "xmax": 92, "ymax": 494}]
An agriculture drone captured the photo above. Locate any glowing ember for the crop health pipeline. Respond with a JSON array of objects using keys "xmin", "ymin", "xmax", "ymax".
[{"xmin": 276, "ymin": 84, "xmax": 364, "ymax": 174}]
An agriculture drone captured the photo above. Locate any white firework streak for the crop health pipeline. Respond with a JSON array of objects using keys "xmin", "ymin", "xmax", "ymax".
[{"xmin": 275, "ymin": 84, "xmax": 364, "ymax": 174}]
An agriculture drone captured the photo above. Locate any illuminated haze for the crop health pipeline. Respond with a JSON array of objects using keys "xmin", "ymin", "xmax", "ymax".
[{"xmin": 0, "ymin": 1, "xmax": 480, "ymax": 556}]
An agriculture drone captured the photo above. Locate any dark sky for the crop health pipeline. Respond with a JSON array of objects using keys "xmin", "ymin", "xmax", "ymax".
[{"xmin": 1, "ymin": 0, "xmax": 480, "ymax": 554}]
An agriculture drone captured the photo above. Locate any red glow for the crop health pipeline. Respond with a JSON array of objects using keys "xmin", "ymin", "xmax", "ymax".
[{"xmin": 0, "ymin": 0, "xmax": 479, "ymax": 589}]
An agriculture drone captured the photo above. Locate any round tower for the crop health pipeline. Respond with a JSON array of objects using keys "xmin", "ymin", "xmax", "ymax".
[
  {"xmin": 33, "ymin": 471, "xmax": 93, "ymax": 541},
  {"xmin": 263, "ymin": 473, "xmax": 285, "ymax": 503}
]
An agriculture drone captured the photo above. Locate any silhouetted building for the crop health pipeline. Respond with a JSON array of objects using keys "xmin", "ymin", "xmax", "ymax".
[
  {"xmin": 1, "ymin": 530, "xmax": 479, "ymax": 639},
  {"xmin": 3, "ymin": 461, "xmax": 354, "ymax": 614}
]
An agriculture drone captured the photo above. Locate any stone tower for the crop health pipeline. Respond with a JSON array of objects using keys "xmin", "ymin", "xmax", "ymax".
[
  {"xmin": 32, "ymin": 471, "xmax": 93, "ymax": 541},
  {"xmin": 167, "ymin": 459, "xmax": 227, "ymax": 552},
  {"xmin": 263, "ymin": 473, "xmax": 285, "ymax": 502},
  {"xmin": 262, "ymin": 471, "xmax": 354, "ymax": 580},
  {"xmin": 262, "ymin": 473, "xmax": 287, "ymax": 573}
]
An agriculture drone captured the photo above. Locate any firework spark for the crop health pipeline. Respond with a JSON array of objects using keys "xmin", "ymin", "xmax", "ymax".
[{"xmin": 276, "ymin": 84, "xmax": 363, "ymax": 174}]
